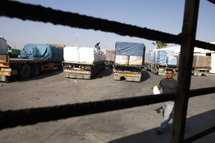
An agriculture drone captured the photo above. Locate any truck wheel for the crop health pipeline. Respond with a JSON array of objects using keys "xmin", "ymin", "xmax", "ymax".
[
  {"xmin": 31, "ymin": 64, "xmax": 40, "ymax": 77},
  {"xmin": 58, "ymin": 63, "xmax": 63, "ymax": 71},
  {"xmin": 19, "ymin": 64, "xmax": 31, "ymax": 79}
]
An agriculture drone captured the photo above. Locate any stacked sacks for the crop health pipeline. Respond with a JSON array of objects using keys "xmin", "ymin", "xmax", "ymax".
[
  {"xmin": 63, "ymin": 47, "xmax": 106, "ymax": 64},
  {"xmin": 20, "ymin": 44, "xmax": 63, "ymax": 61}
]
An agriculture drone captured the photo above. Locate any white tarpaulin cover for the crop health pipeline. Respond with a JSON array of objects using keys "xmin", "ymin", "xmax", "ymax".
[
  {"xmin": 64, "ymin": 46, "xmax": 106, "ymax": 63},
  {"xmin": 210, "ymin": 53, "xmax": 215, "ymax": 73}
]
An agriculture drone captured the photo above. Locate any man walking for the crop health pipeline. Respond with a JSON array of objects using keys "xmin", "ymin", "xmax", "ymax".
[{"xmin": 156, "ymin": 68, "xmax": 177, "ymax": 135}]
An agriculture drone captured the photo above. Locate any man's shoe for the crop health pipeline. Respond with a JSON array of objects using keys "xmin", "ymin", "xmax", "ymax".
[{"xmin": 156, "ymin": 129, "xmax": 164, "ymax": 135}]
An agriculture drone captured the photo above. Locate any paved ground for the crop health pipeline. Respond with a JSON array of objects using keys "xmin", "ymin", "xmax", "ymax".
[{"xmin": 0, "ymin": 68, "xmax": 214, "ymax": 143}]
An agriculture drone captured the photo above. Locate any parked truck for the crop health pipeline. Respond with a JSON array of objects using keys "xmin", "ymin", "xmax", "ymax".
[
  {"xmin": 0, "ymin": 40, "xmax": 64, "ymax": 81},
  {"xmin": 145, "ymin": 46, "xmax": 213, "ymax": 76},
  {"xmin": 112, "ymin": 42, "xmax": 146, "ymax": 82},
  {"xmin": 145, "ymin": 48, "xmax": 179, "ymax": 75},
  {"xmin": 104, "ymin": 49, "xmax": 115, "ymax": 68},
  {"xmin": 63, "ymin": 46, "xmax": 106, "ymax": 79}
]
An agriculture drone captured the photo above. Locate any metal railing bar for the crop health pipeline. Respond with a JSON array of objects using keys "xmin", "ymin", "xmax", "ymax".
[
  {"xmin": 184, "ymin": 126, "xmax": 215, "ymax": 143},
  {"xmin": 0, "ymin": 0, "xmax": 215, "ymax": 51},
  {"xmin": 0, "ymin": 87, "xmax": 214, "ymax": 129}
]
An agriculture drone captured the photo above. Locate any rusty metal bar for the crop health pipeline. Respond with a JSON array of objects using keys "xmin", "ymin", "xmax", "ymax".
[
  {"xmin": 0, "ymin": 93, "xmax": 174, "ymax": 129},
  {"xmin": 171, "ymin": 0, "xmax": 200, "ymax": 143},
  {"xmin": 0, "ymin": 86, "xmax": 214, "ymax": 130},
  {"xmin": 0, "ymin": 1, "xmax": 214, "ymax": 142},
  {"xmin": 208, "ymin": 0, "xmax": 215, "ymax": 4},
  {"xmin": 189, "ymin": 87, "xmax": 215, "ymax": 97},
  {"xmin": 1, "ymin": 0, "xmax": 215, "ymax": 51}
]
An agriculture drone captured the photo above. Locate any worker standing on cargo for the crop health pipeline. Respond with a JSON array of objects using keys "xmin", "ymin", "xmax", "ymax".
[
  {"xmin": 95, "ymin": 42, "xmax": 100, "ymax": 50},
  {"xmin": 156, "ymin": 68, "xmax": 177, "ymax": 135}
]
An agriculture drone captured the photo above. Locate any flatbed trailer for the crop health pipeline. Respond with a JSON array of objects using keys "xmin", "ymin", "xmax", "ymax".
[
  {"xmin": 0, "ymin": 55, "xmax": 62, "ymax": 81},
  {"xmin": 63, "ymin": 61, "xmax": 105, "ymax": 79}
]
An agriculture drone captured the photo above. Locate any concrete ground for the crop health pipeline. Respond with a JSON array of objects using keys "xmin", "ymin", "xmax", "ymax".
[{"xmin": 0, "ymin": 69, "xmax": 214, "ymax": 143}]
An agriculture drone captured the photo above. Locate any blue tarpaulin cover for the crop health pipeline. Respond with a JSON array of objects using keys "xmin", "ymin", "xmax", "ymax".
[
  {"xmin": 20, "ymin": 44, "xmax": 63, "ymax": 61},
  {"xmin": 115, "ymin": 42, "xmax": 145, "ymax": 56}
]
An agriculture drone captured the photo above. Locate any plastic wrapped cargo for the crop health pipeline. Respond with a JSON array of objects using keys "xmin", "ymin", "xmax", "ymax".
[
  {"xmin": 63, "ymin": 46, "xmax": 106, "ymax": 64},
  {"xmin": 20, "ymin": 44, "xmax": 63, "ymax": 61},
  {"xmin": 166, "ymin": 50, "xmax": 177, "ymax": 65},
  {"xmin": 0, "ymin": 37, "xmax": 8, "ymax": 55},
  {"xmin": 79, "ymin": 47, "xmax": 106, "ymax": 63},
  {"xmin": 63, "ymin": 46, "xmax": 79, "ymax": 62},
  {"xmin": 152, "ymin": 49, "xmax": 177, "ymax": 66},
  {"xmin": 154, "ymin": 50, "xmax": 167, "ymax": 65}
]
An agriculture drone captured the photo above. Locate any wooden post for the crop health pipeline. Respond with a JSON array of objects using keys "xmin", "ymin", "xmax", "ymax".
[{"xmin": 171, "ymin": 0, "xmax": 200, "ymax": 143}]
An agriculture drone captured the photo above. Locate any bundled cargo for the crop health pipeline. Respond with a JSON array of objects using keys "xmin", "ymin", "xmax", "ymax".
[
  {"xmin": 20, "ymin": 44, "xmax": 63, "ymax": 61},
  {"xmin": 145, "ymin": 45, "xmax": 214, "ymax": 75},
  {"xmin": 105, "ymin": 49, "xmax": 115, "ymax": 62},
  {"xmin": 154, "ymin": 50, "xmax": 167, "ymax": 65},
  {"xmin": 63, "ymin": 46, "xmax": 106, "ymax": 64},
  {"xmin": 0, "ymin": 42, "xmax": 64, "ymax": 81},
  {"xmin": 153, "ymin": 49, "xmax": 178, "ymax": 66},
  {"xmin": 115, "ymin": 42, "xmax": 145, "ymax": 66},
  {"xmin": 192, "ymin": 55, "xmax": 211, "ymax": 68},
  {"xmin": 113, "ymin": 42, "xmax": 145, "ymax": 82},
  {"xmin": 63, "ymin": 46, "xmax": 106, "ymax": 79}
]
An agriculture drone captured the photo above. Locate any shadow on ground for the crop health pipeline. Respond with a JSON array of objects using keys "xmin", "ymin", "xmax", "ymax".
[
  {"xmin": 7, "ymin": 70, "xmax": 62, "ymax": 82},
  {"xmin": 109, "ymin": 109, "xmax": 215, "ymax": 143},
  {"xmin": 94, "ymin": 67, "xmax": 113, "ymax": 79},
  {"xmin": 94, "ymin": 68, "xmax": 151, "ymax": 83}
]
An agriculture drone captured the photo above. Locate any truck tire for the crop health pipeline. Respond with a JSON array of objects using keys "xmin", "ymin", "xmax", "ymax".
[
  {"xmin": 58, "ymin": 63, "xmax": 63, "ymax": 71},
  {"xmin": 19, "ymin": 64, "xmax": 31, "ymax": 79},
  {"xmin": 31, "ymin": 64, "xmax": 40, "ymax": 77}
]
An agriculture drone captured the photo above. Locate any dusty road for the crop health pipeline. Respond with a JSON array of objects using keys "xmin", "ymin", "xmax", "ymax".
[{"xmin": 0, "ymin": 68, "xmax": 214, "ymax": 143}]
